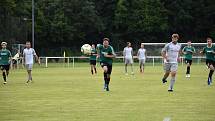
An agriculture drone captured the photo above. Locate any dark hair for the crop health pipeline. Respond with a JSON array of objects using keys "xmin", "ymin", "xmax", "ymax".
[
  {"xmin": 103, "ymin": 38, "xmax": 109, "ymax": 42},
  {"xmin": 127, "ymin": 42, "xmax": 131, "ymax": 46},
  {"xmin": 207, "ymin": 37, "xmax": 213, "ymax": 41}
]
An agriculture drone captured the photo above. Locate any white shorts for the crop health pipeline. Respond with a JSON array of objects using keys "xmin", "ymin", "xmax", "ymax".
[
  {"xmin": 139, "ymin": 59, "xmax": 145, "ymax": 65},
  {"xmin": 163, "ymin": 63, "xmax": 178, "ymax": 72},
  {"xmin": 125, "ymin": 58, "xmax": 133, "ymax": 64},
  {"xmin": 25, "ymin": 64, "xmax": 33, "ymax": 70}
]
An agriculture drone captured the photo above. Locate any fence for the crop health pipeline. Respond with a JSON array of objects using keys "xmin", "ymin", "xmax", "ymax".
[{"xmin": 39, "ymin": 56, "xmax": 206, "ymax": 68}]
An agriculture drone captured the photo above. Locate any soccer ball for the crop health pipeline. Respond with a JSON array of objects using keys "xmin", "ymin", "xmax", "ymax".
[{"xmin": 81, "ymin": 44, "xmax": 92, "ymax": 55}]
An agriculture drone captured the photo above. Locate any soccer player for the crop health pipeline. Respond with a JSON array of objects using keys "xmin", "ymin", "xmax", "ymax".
[
  {"xmin": 137, "ymin": 43, "xmax": 147, "ymax": 73},
  {"xmin": 0, "ymin": 42, "xmax": 12, "ymax": 84},
  {"xmin": 97, "ymin": 38, "xmax": 116, "ymax": 91},
  {"xmin": 123, "ymin": 42, "xmax": 134, "ymax": 75},
  {"xmin": 161, "ymin": 34, "xmax": 181, "ymax": 92},
  {"xmin": 23, "ymin": 41, "xmax": 40, "ymax": 83},
  {"xmin": 200, "ymin": 37, "xmax": 215, "ymax": 85},
  {"xmin": 89, "ymin": 44, "xmax": 97, "ymax": 75},
  {"xmin": 182, "ymin": 40, "xmax": 196, "ymax": 78}
]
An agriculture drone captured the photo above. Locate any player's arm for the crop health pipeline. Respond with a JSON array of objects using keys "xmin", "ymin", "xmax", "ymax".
[
  {"xmin": 131, "ymin": 48, "xmax": 134, "ymax": 59},
  {"xmin": 182, "ymin": 47, "xmax": 186, "ymax": 54},
  {"xmin": 145, "ymin": 50, "xmax": 147, "ymax": 59},
  {"xmin": 178, "ymin": 49, "xmax": 182, "ymax": 62},
  {"xmin": 161, "ymin": 46, "xmax": 168, "ymax": 60},
  {"xmin": 137, "ymin": 50, "xmax": 140, "ymax": 59},
  {"xmin": 96, "ymin": 44, "xmax": 101, "ymax": 58},
  {"xmin": 104, "ymin": 46, "xmax": 116, "ymax": 58},
  {"xmin": 33, "ymin": 49, "xmax": 40, "ymax": 64},
  {"xmin": 8, "ymin": 51, "xmax": 13, "ymax": 68},
  {"xmin": 123, "ymin": 47, "xmax": 126, "ymax": 58},
  {"xmin": 200, "ymin": 47, "xmax": 205, "ymax": 55},
  {"xmin": 192, "ymin": 47, "xmax": 196, "ymax": 54}
]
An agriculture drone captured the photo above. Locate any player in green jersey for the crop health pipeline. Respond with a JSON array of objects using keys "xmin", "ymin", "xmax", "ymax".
[
  {"xmin": 0, "ymin": 42, "xmax": 12, "ymax": 84},
  {"xmin": 200, "ymin": 37, "xmax": 215, "ymax": 85},
  {"xmin": 182, "ymin": 40, "xmax": 196, "ymax": 78},
  {"xmin": 89, "ymin": 44, "xmax": 97, "ymax": 75},
  {"xmin": 97, "ymin": 38, "xmax": 116, "ymax": 91}
]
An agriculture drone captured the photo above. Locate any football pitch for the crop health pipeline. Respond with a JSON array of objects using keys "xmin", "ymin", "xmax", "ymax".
[{"xmin": 0, "ymin": 63, "xmax": 215, "ymax": 121}]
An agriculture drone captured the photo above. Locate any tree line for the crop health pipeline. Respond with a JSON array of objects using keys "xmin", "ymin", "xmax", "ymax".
[{"xmin": 0, "ymin": 0, "xmax": 215, "ymax": 55}]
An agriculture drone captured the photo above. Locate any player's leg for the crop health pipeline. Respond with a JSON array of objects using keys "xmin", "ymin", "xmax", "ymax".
[
  {"xmin": 90, "ymin": 60, "xmax": 94, "ymax": 75},
  {"xmin": 26, "ymin": 64, "xmax": 33, "ymax": 83},
  {"xmin": 6, "ymin": 65, "xmax": 10, "ymax": 77},
  {"xmin": 139, "ymin": 60, "xmax": 143, "ymax": 73},
  {"xmin": 1, "ymin": 66, "xmax": 7, "ymax": 84},
  {"xmin": 106, "ymin": 65, "xmax": 112, "ymax": 91},
  {"xmin": 93, "ymin": 64, "xmax": 97, "ymax": 74},
  {"xmin": 142, "ymin": 59, "xmax": 145, "ymax": 73},
  {"xmin": 185, "ymin": 59, "xmax": 191, "ymax": 77},
  {"xmin": 162, "ymin": 63, "xmax": 170, "ymax": 83},
  {"xmin": 102, "ymin": 65, "xmax": 108, "ymax": 90},
  {"xmin": 168, "ymin": 63, "xmax": 178, "ymax": 92},
  {"xmin": 125, "ymin": 59, "xmax": 128, "ymax": 74},
  {"xmin": 90, "ymin": 64, "xmax": 94, "ymax": 75},
  {"xmin": 208, "ymin": 63, "xmax": 214, "ymax": 85},
  {"xmin": 130, "ymin": 59, "xmax": 134, "ymax": 74}
]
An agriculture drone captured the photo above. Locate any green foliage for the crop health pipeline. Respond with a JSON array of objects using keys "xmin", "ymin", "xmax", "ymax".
[{"xmin": 0, "ymin": 0, "xmax": 215, "ymax": 55}]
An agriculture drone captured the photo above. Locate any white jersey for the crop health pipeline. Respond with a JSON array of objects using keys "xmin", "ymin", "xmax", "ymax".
[
  {"xmin": 162, "ymin": 42, "xmax": 181, "ymax": 63},
  {"xmin": 138, "ymin": 48, "xmax": 146, "ymax": 60},
  {"xmin": 23, "ymin": 48, "xmax": 36, "ymax": 64},
  {"xmin": 123, "ymin": 47, "xmax": 133, "ymax": 59}
]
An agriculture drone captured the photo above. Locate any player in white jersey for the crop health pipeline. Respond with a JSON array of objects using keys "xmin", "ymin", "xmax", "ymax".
[
  {"xmin": 137, "ymin": 43, "xmax": 147, "ymax": 73},
  {"xmin": 161, "ymin": 34, "xmax": 181, "ymax": 92},
  {"xmin": 123, "ymin": 42, "xmax": 134, "ymax": 75},
  {"xmin": 23, "ymin": 41, "xmax": 40, "ymax": 83}
]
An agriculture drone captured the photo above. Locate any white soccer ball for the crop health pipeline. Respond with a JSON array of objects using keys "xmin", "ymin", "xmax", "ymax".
[{"xmin": 81, "ymin": 44, "xmax": 92, "ymax": 55}]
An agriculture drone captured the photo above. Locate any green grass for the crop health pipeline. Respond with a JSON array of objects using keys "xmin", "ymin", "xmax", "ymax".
[{"xmin": 0, "ymin": 63, "xmax": 215, "ymax": 121}]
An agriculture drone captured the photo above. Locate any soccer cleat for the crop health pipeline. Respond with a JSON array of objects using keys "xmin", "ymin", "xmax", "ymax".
[
  {"xmin": 186, "ymin": 74, "xmax": 190, "ymax": 78},
  {"xmin": 168, "ymin": 89, "xmax": 173, "ymax": 92},
  {"xmin": 3, "ymin": 81, "xmax": 7, "ymax": 84},
  {"xmin": 104, "ymin": 84, "xmax": 107, "ymax": 90},
  {"xmin": 162, "ymin": 79, "xmax": 167, "ymax": 83},
  {"xmin": 106, "ymin": 85, "xmax": 109, "ymax": 91},
  {"xmin": 208, "ymin": 78, "xmax": 211, "ymax": 85},
  {"xmin": 26, "ymin": 80, "xmax": 30, "ymax": 84},
  {"xmin": 131, "ymin": 72, "xmax": 134, "ymax": 75}
]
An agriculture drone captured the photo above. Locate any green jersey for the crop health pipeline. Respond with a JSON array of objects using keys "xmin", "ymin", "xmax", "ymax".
[
  {"xmin": 182, "ymin": 46, "xmax": 195, "ymax": 60},
  {"xmin": 90, "ymin": 48, "xmax": 97, "ymax": 60},
  {"xmin": 0, "ymin": 49, "xmax": 12, "ymax": 65},
  {"xmin": 97, "ymin": 44, "xmax": 115, "ymax": 65},
  {"xmin": 203, "ymin": 45, "xmax": 215, "ymax": 61}
]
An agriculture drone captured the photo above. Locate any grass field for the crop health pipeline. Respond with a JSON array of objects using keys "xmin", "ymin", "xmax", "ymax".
[{"xmin": 0, "ymin": 63, "xmax": 215, "ymax": 121}]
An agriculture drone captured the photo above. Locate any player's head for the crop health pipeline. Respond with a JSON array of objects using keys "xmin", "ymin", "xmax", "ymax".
[
  {"xmin": 103, "ymin": 38, "xmax": 109, "ymax": 47},
  {"xmin": 91, "ymin": 44, "xmax": 95, "ymax": 49},
  {"xmin": 1, "ymin": 42, "xmax": 7, "ymax": 49},
  {"xmin": 207, "ymin": 37, "xmax": 213, "ymax": 46},
  {"xmin": 26, "ymin": 41, "xmax": 31, "ymax": 48},
  {"xmin": 141, "ymin": 43, "xmax": 144, "ymax": 48},
  {"xmin": 187, "ymin": 40, "xmax": 192, "ymax": 46},
  {"xmin": 127, "ymin": 42, "xmax": 131, "ymax": 47},
  {"xmin": 171, "ymin": 33, "xmax": 179, "ymax": 43}
]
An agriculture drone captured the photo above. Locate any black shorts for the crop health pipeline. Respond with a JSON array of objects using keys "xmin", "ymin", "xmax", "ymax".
[
  {"xmin": 185, "ymin": 59, "xmax": 192, "ymax": 65},
  {"xmin": 90, "ymin": 60, "xmax": 96, "ymax": 65},
  {"xmin": 206, "ymin": 59, "xmax": 215, "ymax": 67},
  {"xmin": 12, "ymin": 59, "xmax": 17, "ymax": 64},
  {"xmin": 0, "ymin": 65, "xmax": 10, "ymax": 71},
  {"xmin": 100, "ymin": 62, "xmax": 112, "ymax": 74}
]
